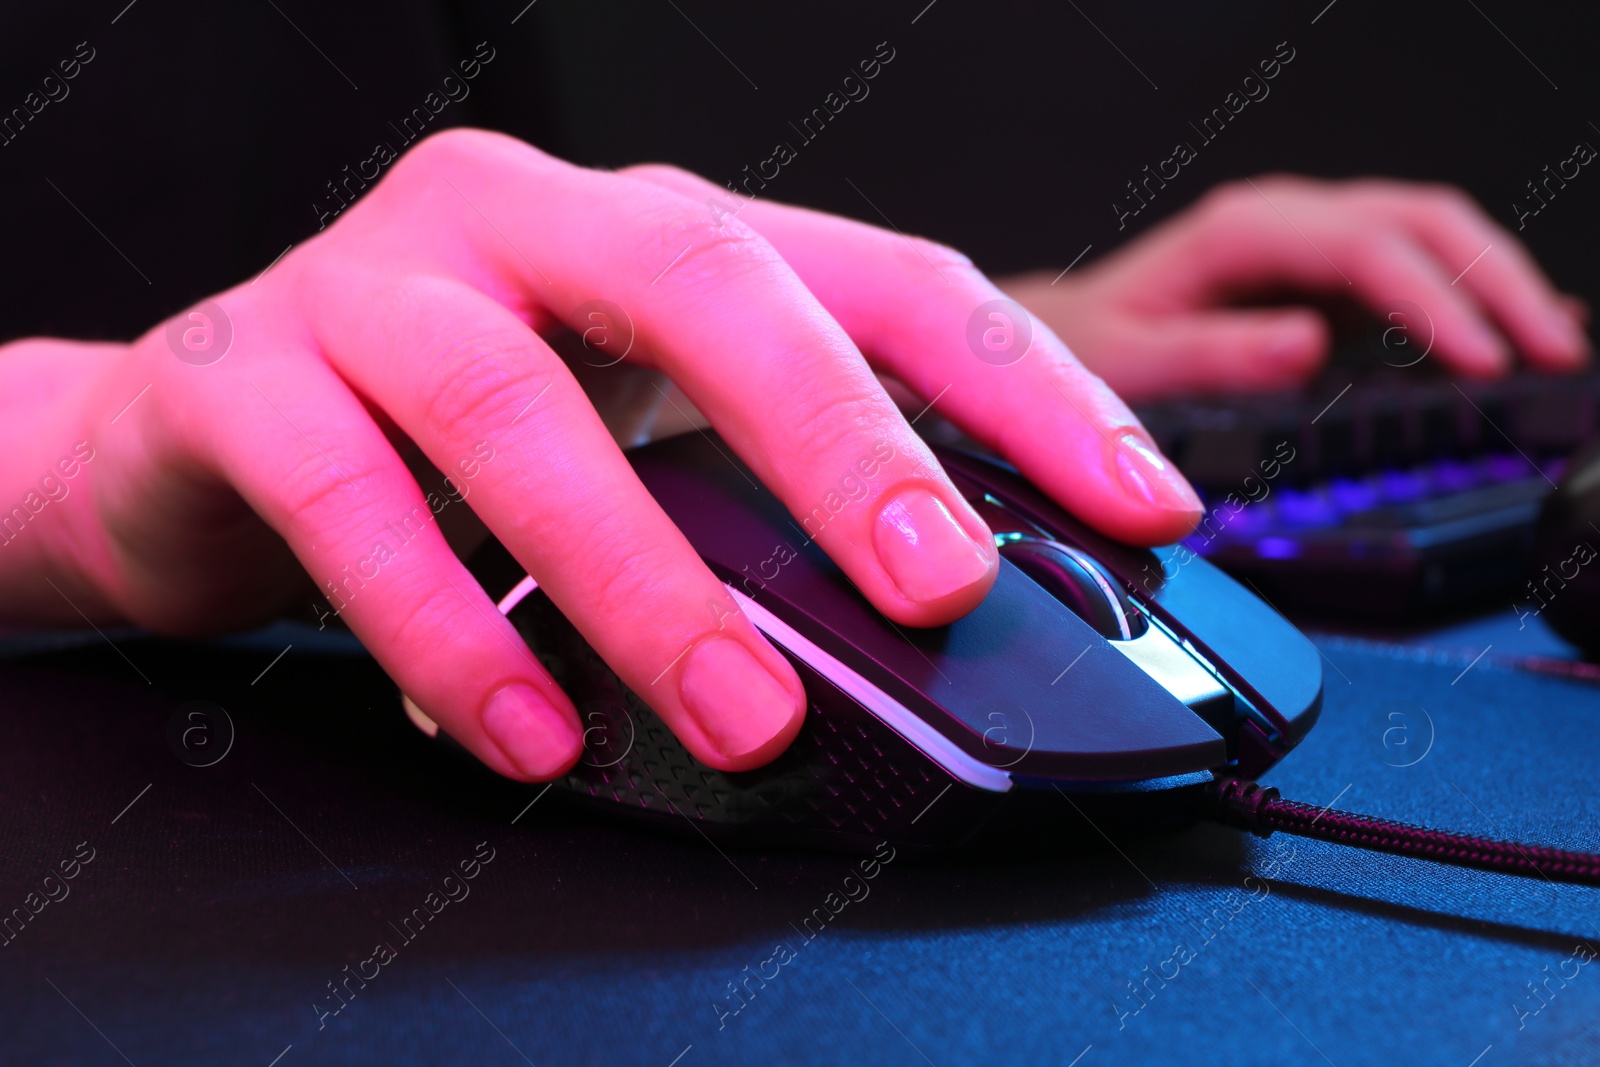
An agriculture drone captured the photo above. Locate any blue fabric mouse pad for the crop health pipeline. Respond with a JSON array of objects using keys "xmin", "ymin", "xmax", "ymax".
[{"xmin": 2, "ymin": 620, "xmax": 1597, "ymax": 1067}]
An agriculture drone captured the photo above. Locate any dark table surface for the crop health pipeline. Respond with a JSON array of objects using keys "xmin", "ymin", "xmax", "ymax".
[{"xmin": 3, "ymin": 602, "xmax": 1598, "ymax": 1067}]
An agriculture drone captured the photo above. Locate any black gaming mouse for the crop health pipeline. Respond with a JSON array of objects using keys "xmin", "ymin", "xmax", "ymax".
[
  {"xmin": 1532, "ymin": 435, "xmax": 1600, "ymax": 656},
  {"xmin": 411, "ymin": 431, "xmax": 1324, "ymax": 854}
]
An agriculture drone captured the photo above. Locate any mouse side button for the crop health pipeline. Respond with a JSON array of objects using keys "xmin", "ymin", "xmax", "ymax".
[
  {"xmin": 1141, "ymin": 547, "xmax": 1324, "ymax": 745},
  {"xmin": 1107, "ymin": 624, "xmax": 1235, "ymax": 735}
]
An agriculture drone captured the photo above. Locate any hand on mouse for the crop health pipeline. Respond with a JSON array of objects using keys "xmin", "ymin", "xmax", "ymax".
[
  {"xmin": 0, "ymin": 129, "xmax": 1202, "ymax": 783},
  {"xmin": 1000, "ymin": 175, "xmax": 1591, "ymax": 402}
]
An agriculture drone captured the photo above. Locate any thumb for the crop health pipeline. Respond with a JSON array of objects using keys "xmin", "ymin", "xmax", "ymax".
[{"xmin": 1102, "ymin": 307, "xmax": 1329, "ymax": 400}]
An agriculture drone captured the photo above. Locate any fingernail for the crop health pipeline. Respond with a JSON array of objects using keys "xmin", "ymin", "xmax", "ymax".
[
  {"xmin": 872, "ymin": 487, "xmax": 993, "ymax": 603},
  {"xmin": 481, "ymin": 683, "xmax": 582, "ymax": 779},
  {"xmin": 679, "ymin": 636, "xmax": 801, "ymax": 761},
  {"xmin": 1114, "ymin": 431, "xmax": 1202, "ymax": 514}
]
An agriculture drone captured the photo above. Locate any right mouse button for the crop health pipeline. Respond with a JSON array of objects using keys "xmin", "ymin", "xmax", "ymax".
[
  {"xmin": 1142, "ymin": 545, "xmax": 1324, "ymax": 746},
  {"xmin": 914, "ymin": 566, "xmax": 1228, "ymax": 780}
]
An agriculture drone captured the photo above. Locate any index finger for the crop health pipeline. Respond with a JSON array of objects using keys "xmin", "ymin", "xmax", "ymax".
[
  {"xmin": 620, "ymin": 164, "xmax": 1206, "ymax": 548},
  {"xmin": 364, "ymin": 131, "xmax": 1000, "ymax": 628}
]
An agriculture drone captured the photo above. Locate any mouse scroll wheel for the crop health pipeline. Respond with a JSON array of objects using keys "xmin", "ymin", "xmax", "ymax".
[{"xmin": 997, "ymin": 538, "xmax": 1149, "ymax": 641}]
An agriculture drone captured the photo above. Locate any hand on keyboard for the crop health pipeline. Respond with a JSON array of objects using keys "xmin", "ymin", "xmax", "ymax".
[{"xmin": 1001, "ymin": 176, "xmax": 1590, "ymax": 402}]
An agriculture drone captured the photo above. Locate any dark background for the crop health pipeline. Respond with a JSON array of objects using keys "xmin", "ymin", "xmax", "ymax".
[
  {"xmin": 1, "ymin": 0, "xmax": 1597, "ymax": 343},
  {"xmin": 6, "ymin": 4, "xmax": 1600, "ymax": 1066}
]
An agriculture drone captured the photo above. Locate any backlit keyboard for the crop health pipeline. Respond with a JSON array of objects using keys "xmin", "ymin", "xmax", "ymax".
[{"xmin": 1134, "ymin": 363, "xmax": 1598, "ymax": 618}]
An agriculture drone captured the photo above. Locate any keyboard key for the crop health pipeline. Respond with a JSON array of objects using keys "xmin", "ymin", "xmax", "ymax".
[
  {"xmin": 1326, "ymin": 476, "xmax": 1380, "ymax": 514},
  {"xmin": 1377, "ymin": 469, "xmax": 1430, "ymax": 503}
]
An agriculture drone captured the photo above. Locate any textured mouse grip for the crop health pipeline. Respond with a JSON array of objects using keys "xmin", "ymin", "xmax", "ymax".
[{"xmin": 506, "ymin": 586, "xmax": 1008, "ymax": 853}]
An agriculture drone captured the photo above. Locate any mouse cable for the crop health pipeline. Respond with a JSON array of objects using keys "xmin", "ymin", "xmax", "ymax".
[{"xmin": 1201, "ymin": 777, "xmax": 1600, "ymax": 888}]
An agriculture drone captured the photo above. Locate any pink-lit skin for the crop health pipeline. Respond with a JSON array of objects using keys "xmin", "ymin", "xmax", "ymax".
[
  {"xmin": 1001, "ymin": 175, "xmax": 1590, "ymax": 403},
  {"xmin": 6, "ymin": 130, "xmax": 1403, "ymax": 786}
]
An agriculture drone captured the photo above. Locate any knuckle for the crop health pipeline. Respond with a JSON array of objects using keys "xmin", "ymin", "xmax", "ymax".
[
  {"xmin": 1196, "ymin": 181, "xmax": 1262, "ymax": 232},
  {"xmin": 780, "ymin": 375, "xmax": 888, "ymax": 459},
  {"xmin": 1204, "ymin": 173, "xmax": 1304, "ymax": 218},
  {"xmin": 1191, "ymin": 189, "xmax": 1257, "ymax": 249},
  {"xmin": 415, "ymin": 328, "xmax": 558, "ymax": 439},
  {"xmin": 293, "ymin": 248, "xmax": 362, "ymax": 302},
  {"xmin": 383, "ymin": 130, "xmax": 555, "ymax": 215},
  {"xmin": 373, "ymin": 581, "xmax": 478, "ymax": 659},
  {"xmin": 400, "ymin": 127, "xmax": 542, "ymax": 175},
  {"xmin": 619, "ymin": 161, "xmax": 703, "ymax": 190},
  {"xmin": 275, "ymin": 451, "xmax": 386, "ymax": 532},
  {"xmin": 570, "ymin": 514, "xmax": 683, "ymax": 619},
  {"xmin": 391, "ymin": 129, "xmax": 486, "ymax": 182},
  {"xmin": 635, "ymin": 204, "xmax": 779, "ymax": 292},
  {"xmin": 890, "ymin": 234, "xmax": 977, "ymax": 279}
]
